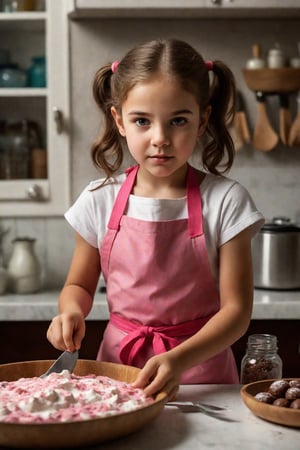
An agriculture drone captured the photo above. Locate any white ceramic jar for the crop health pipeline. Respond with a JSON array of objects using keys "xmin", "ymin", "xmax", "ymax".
[
  {"xmin": 267, "ymin": 46, "xmax": 286, "ymax": 68},
  {"xmin": 7, "ymin": 238, "xmax": 41, "ymax": 294}
]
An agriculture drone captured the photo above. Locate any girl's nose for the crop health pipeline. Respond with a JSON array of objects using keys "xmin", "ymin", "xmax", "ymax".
[{"xmin": 151, "ymin": 125, "xmax": 170, "ymax": 148}]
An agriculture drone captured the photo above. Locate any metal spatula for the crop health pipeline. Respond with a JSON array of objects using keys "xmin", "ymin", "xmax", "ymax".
[{"xmin": 41, "ymin": 350, "xmax": 79, "ymax": 378}]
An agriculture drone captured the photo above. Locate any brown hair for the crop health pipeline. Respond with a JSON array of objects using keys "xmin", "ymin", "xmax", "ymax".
[{"xmin": 91, "ymin": 38, "xmax": 236, "ymax": 180}]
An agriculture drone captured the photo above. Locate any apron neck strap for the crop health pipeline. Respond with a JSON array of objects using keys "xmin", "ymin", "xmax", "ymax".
[
  {"xmin": 107, "ymin": 165, "xmax": 139, "ymax": 230},
  {"xmin": 108, "ymin": 164, "xmax": 203, "ymax": 237},
  {"xmin": 187, "ymin": 165, "xmax": 203, "ymax": 237}
]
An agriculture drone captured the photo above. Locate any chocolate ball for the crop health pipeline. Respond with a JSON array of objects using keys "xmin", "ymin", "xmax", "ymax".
[
  {"xmin": 285, "ymin": 387, "xmax": 300, "ymax": 400},
  {"xmin": 273, "ymin": 398, "xmax": 290, "ymax": 408},
  {"xmin": 255, "ymin": 392, "xmax": 275, "ymax": 404},
  {"xmin": 289, "ymin": 379, "xmax": 300, "ymax": 389},
  {"xmin": 268, "ymin": 380, "xmax": 289, "ymax": 398},
  {"xmin": 290, "ymin": 399, "xmax": 300, "ymax": 409}
]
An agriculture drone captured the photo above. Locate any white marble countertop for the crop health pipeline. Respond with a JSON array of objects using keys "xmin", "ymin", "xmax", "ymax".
[
  {"xmin": 0, "ymin": 289, "xmax": 300, "ymax": 321},
  {"xmin": 91, "ymin": 384, "xmax": 299, "ymax": 450}
]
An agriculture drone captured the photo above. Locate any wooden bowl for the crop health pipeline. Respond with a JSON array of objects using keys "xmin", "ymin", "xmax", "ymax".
[
  {"xmin": 240, "ymin": 379, "xmax": 300, "ymax": 428},
  {"xmin": 242, "ymin": 68, "xmax": 300, "ymax": 93},
  {"xmin": 0, "ymin": 359, "xmax": 168, "ymax": 448}
]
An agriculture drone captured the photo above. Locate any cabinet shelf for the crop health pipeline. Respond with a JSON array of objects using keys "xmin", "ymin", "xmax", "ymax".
[
  {"xmin": 0, "ymin": 88, "xmax": 48, "ymax": 97},
  {"xmin": 242, "ymin": 67, "xmax": 300, "ymax": 94},
  {"xmin": 0, "ymin": 12, "xmax": 46, "ymax": 20},
  {"xmin": 0, "ymin": 12, "xmax": 46, "ymax": 30}
]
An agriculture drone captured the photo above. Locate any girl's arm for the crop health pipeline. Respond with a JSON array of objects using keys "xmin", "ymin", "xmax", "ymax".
[
  {"xmin": 133, "ymin": 225, "xmax": 254, "ymax": 397},
  {"xmin": 47, "ymin": 232, "xmax": 101, "ymax": 352}
]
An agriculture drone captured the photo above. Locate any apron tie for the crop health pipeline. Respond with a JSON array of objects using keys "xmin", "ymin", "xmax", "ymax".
[{"xmin": 110, "ymin": 312, "xmax": 213, "ymax": 367}]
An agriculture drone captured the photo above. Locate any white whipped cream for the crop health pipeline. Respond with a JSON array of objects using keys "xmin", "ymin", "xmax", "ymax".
[{"xmin": 0, "ymin": 370, "xmax": 152, "ymax": 423}]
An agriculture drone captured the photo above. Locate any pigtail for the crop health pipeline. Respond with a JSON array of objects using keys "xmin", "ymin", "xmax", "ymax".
[
  {"xmin": 91, "ymin": 64, "xmax": 123, "ymax": 180},
  {"xmin": 203, "ymin": 60, "xmax": 236, "ymax": 175}
]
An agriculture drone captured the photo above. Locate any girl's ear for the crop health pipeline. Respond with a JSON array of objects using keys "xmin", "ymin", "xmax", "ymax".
[
  {"xmin": 111, "ymin": 106, "xmax": 126, "ymax": 136},
  {"xmin": 198, "ymin": 106, "xmax": 211, "ymax": 137}
]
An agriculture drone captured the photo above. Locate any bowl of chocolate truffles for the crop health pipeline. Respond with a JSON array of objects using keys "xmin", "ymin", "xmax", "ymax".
[{"xmin": 241, "ymin": 378, "xmax": 300, "ymax": 427}]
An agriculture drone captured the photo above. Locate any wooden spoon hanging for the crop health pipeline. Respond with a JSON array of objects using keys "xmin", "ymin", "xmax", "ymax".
[
  {"xmin": 234, "ymin": 90, "xmax": 251, "ymax": 151},
  {"xmin": 288, "ymin": 91, "xmax": 300, "ymax": 147},
  {"xmin": 253, "ymin": 91, "xmax": 279, "ymax": 151},
  {"xmin": 279, "ymin": 94, "xmax": 292, "ymax": 145}
]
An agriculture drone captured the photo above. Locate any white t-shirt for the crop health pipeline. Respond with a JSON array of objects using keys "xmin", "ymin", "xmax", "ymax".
[{"xmin": 65, "ymin": 172, "xmax": 264, "ymax": 282}]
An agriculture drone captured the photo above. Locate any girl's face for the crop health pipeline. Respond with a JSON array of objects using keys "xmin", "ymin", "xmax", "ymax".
[{"xmin": 111, "ymin": 74, "xmax": 210, "ymax": 181}]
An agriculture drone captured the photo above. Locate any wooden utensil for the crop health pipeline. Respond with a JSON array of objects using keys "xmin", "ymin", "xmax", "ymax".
[
  {"xmin": 279, "ymin": 94, "xmax": 292, "ymax": 145},
  {"xmin": 253, "ymin": 91, "xmax": 279, "ymax": 151},
  {"xmin": 288, "ymin": 91, "xmax": 300, "ymax": 147},
  {"xmin": 234, "ymin": 91, "xmax": 251, "ymax": 151}
]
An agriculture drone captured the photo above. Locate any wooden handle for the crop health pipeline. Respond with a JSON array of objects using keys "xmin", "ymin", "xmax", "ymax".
[
  {"xmin": 288, "ymin": 92, "xmax": 300, "ymax": 147},
  {"xmin": 279, "ymin": 95, "xmax": 292, "ymax": 145},
  {"xmin": 253, "ymin": 92, "xmax": 279, "ymax": 151},
  {"xmin": 252, "ymin": 44, "xmax": 262, "ymax": 59}
]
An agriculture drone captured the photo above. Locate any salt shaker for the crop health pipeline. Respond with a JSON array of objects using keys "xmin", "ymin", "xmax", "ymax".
[
  {"xmin": 240, "ymin": 334, "xmax": 282, "ymax": 384},
  {"xmin": 7, "ymin": 237, "xmax": 41, "ymax": 294}
]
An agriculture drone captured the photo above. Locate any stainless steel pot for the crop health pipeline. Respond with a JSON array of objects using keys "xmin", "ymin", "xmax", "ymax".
[{"xmin": 252, "ymin": 217, "xmax": 300, "ymax": 290}]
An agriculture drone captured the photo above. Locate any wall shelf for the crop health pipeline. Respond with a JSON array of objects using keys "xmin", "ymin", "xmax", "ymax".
[{"xmin": 242, "ymin": 68, "xmax": 300, "ymax": 94}]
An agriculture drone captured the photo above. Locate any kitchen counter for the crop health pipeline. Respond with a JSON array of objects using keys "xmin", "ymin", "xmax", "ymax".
[
  {"xmin": 1, "ymin": 384, "xmax": 298, "ymax": 450},
  {"xmin": 0, "ymin": 289, "xmax": 300, "ymax": 321},
  {"xmin": 3, "ymin": 385, "xmax": 292, "ymax": 450},
  {"xmin": 92, "ymin": 384, "xmax": 300, "ymax": 450}
]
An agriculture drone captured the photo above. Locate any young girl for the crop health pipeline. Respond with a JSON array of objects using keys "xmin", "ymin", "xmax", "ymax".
[{"xmin": 47, "ymin": 39, "xmax": 264, "ymax": 400}]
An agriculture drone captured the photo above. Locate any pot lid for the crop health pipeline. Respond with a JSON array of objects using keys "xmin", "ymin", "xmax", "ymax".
[{"xmin": 262, "ymin": 217, "xmax": 300, "ymax": 232}]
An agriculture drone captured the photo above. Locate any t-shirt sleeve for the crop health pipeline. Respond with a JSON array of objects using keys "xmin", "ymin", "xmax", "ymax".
[
  {"xmin": 218, "ymin": 182, "xmax": 265, "ymax": 247},
  {"xmin": 64, "ymin": 186, "xmax": 100, "ymax": 248}
]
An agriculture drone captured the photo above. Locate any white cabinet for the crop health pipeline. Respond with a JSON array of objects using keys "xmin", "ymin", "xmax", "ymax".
[
  {"xmin": 70, "ymin": 0, "xmax": 300, "ymax": 18},
  {"xmin": 0, "ymin": 0, "xmax": 72, "ymax": 216},
  {"xmin": 213, "ymin": 0, "xmax": 300, "ymax": 8}
]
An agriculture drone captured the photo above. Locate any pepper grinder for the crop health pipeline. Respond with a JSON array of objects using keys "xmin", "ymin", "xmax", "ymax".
[{"xmin": 7, "ymin": 237, "xmax": 41, "ymax": 294}]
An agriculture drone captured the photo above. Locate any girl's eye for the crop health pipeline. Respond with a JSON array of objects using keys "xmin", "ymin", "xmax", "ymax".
[
  {"xmin": 135, "ymin": 118, "xmax": 150, "ymax": 127},
  {"xmin": 171, "ymin": 117, "xmax": 187, "ymax": 126}
]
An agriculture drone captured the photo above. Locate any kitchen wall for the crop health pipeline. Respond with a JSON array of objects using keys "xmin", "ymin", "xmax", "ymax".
[{"xmin": 1, "ymin": 16, "xmax": 300, "ymax": 289}]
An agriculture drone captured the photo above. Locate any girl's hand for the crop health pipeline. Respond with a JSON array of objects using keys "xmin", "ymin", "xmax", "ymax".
[
  {"xmin": 132, "ymin": 353, "xmax": 181, "ymax": 400},
  {"xmin": 46, "ymin": 312, "xmax": 86, "ymax": 353}
]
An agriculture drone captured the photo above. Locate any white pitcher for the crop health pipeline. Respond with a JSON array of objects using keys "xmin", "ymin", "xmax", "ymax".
[{"xmin": 8, "ymin": 238, "xmax": 41, "ymax": 294}]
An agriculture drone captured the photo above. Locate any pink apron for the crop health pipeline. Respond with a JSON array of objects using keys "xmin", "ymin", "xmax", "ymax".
[{"xmin": 98, "ymin": 165, "xmax": 239, "ymax": 384}]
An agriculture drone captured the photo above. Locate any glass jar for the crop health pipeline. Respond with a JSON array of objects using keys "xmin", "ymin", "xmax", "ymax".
[
  {"xmin": 240, "ymin": 334, "xmax": 282, "ymax": 384},
  {"xmin": 6, "ymin": 120, "xmax": 31, "ymax": 179},
  {"xmin": 27, "ymin": 56, "xmax": 46, "ymax": 87},
  {"xmin": 0, "ymin": 64, "xmax": 27, "ymax": 88},
  {"xmin": 1, "ymin": 1, "xmax": 36, "ymax": 11}
]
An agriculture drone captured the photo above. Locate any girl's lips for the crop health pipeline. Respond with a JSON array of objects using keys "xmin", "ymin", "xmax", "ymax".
[
  {"xmin": 150, "ymin": 155, "xmax": 173, "ymax": 160},
  {"xmin": 149, "ymin": 156, "xmax": 173, "ymax": 164}
]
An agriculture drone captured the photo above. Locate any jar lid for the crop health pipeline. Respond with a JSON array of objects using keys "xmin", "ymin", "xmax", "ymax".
[{"xmin": 262, "ymin": 217, "xmax": 300, "ymax": 232}]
